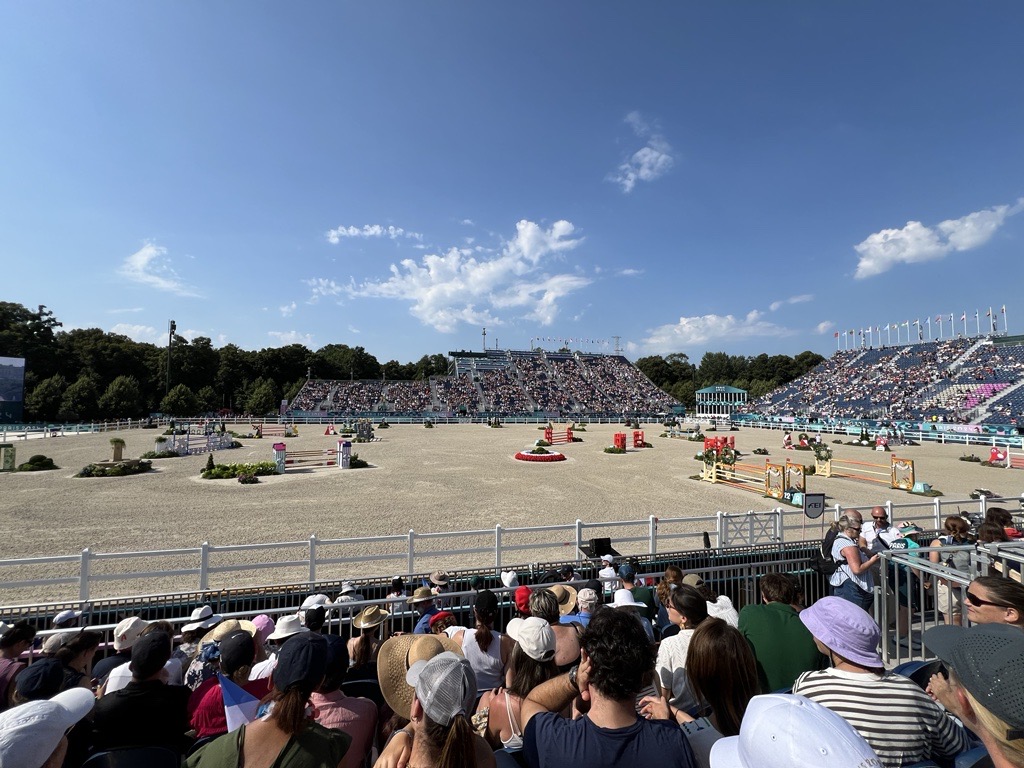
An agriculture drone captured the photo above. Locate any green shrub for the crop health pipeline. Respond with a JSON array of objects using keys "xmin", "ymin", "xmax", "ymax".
[
  {"xmin": 77, "ymin": 461, "xmax": 152, "ymax": 478},
  {"xmin": 237, "ymin": 473, "xmax": 260, "ymax": 484},
  {"xmin": 959, "ymin": 454, "xmax": 982, "ymax": 463},
  {"xmin": 140, "ymin": 450, "xmax": 179, "ymax": 459},
  {"xmin": 201, "ymin": 461, "xmax": 278, "ymax": 480},
  {"xmin": 205, "ymin": 454, "xmax": 216, "ymax": 472},
  {"xmin": 530, "ymin": 446, "xmax": 550, "ymax": 455},
  {"xmin": 377, "ymin": 422, "xmax": 390, "ymax": 429},
  {"xmin": 752, "ymin": 448, "xmax": 769, "ymax": 456},
  {"xmin": 17, "ymin": 455, "xmax": 57, "ymax": 471},
  {"xmin": 604, "ymin": 446, "xmax": 626, "ymax": 454},
  {"xmin": 535, "ymin": 439, "xmax": 551, "ymax": 447},
  {"xmin": 349, "ymin": 453, "xmax": 369, "ymax": 469},
  {"xmin": 424, "ymin": 421, "xmax": 434, "ymax": 429}
]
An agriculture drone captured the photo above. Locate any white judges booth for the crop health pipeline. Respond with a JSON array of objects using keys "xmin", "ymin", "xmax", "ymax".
[{"xmin": 695, "ymin": 385, "xmax": 747, "ymax": 422}]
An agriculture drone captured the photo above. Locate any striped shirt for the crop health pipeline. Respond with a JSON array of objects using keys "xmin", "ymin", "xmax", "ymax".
[{"xmin": 793, "ymin": 668, "xmax": 969, "ymax": 767}]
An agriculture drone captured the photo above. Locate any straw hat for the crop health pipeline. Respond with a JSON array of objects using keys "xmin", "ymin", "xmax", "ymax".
[
  {"xmin": 208, "ymin": 618, "xmax": 258, "ymax": 642},
  {"xmin": 377, "ymin": 633, "xmax": 462, "ymax": 719},
  {"xmin": 429, "ymin": 570, "xmax": 450, "ymax": 587},
  {"xmin": 407, "ymin": 586, "xmax": 435, "ymax": 605},
  {"xmin": 352, "ymin": 605, "xmax": 391, "ymax": 629},
  {"xmin": 548, "ymin": 584, "xmax": 578, "ymax": 616}
]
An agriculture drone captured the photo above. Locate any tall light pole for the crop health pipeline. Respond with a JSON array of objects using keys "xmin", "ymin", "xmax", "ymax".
[{"xmin": 166, "ymin": 319, "xmax": 176, "ymax": 395}]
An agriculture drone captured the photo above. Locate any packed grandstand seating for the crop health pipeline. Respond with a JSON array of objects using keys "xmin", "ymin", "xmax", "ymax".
[
  {"xmin": 742, "ymin": 336, "xmax": 1024, "ymax": 425},
  {"xmin": 289, "ymin": 350, "xmax": 681, "ymax": 416}
]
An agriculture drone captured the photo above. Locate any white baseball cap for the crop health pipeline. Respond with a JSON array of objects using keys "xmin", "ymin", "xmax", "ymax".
[
  {"xmin": 709, "ymin": 694, "xmax": 881, "ymax": 768},
  {"xmin": 0, "ymin": 688, "xmax": 96, "ymax": 768},
  {"xmin": 505, "ymin": 616, "xmax": 556, "ymax": 662}
]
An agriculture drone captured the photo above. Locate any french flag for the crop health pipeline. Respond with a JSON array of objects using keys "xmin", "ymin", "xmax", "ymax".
[{"xmin": 219, "ymin": 673, "xmax": 260, "ymax": 732}]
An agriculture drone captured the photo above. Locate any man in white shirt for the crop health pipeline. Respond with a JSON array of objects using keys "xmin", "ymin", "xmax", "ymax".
[{"xmin": 859, "ymin": 506, "xmax": 910, "ymax": 635}]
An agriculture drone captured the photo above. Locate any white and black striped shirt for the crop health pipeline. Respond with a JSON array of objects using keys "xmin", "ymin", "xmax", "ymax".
[{"xmin": 793, "ymin": 668, "xmax": 969, "ymax": 767}]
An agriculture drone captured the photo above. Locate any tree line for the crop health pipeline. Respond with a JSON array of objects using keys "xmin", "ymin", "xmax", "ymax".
[
  {"xmin": 0, "ymin": 303, "xmax": 448, "ymax": 421},
  {"xmin": 1, "ymin": 302, "xmax": 825, "ymax": 421}
]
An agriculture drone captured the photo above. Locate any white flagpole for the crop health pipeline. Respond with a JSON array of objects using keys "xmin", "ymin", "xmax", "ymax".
[
  {"xmin": 937, "ymin": 315, "xmax": 943, "ymax": 340},
  {"xmin": 926, "ymin": 316, "xmax": 931, "ymax": 340},
  {"xmin": 975, "ymin": 310, "xmax": 981, "ymax": 337},
  {"xmin": 963, "ymin": 312, "xmax": 968, "ymax": 337},
  {"xmin": 1003, "ymin": 305, "xmax": 1008, "ymax": 334}
]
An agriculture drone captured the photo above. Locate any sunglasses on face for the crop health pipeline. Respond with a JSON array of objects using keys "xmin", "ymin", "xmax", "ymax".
[
  {"xmin": 966, "ymin": 591, "xmax": 1010, "ymax": 608},
  {"xmin": 872, "ymin": 515, "xmax": 887, "ymax": 520}
]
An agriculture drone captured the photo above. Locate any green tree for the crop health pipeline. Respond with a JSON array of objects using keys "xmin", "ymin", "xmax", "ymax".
[
  {"xmin": 245, "ymin": 377, "xmax": 280, "ymax": 415},
  {"xmin": 196, "ymin": 385, "xmax": 219, "ymax": 413},
  {"xmin": 0, "ymin": 302, "xmax": 63, "ymax": 386},
  {"xmin": 161, "ymin": 384, "xmax": 200, "ymax": 416},
  {"xmin": 282, "ymin": 377, "xmax": 305, "ymax": 404},
  {"xmin": 98, "ymin": 375, "xmax": 143, "ymax": 419},
  {"xmin": 59, "ymin": 376, "xmax": 100, "ymax": 421},
  {"xmin": 25, "ymin": 374, "xmax": 67, "ymax": 422}
]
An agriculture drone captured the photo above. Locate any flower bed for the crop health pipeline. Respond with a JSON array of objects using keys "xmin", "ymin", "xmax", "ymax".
[{"xmin": 514, "ymin": 450, "xmax": 566, "ymax": 462}]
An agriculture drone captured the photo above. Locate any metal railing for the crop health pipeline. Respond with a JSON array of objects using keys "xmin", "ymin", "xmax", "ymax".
[{"xmin": 2, "ymin": 495, "xmax": 1019, "ymax": 606}]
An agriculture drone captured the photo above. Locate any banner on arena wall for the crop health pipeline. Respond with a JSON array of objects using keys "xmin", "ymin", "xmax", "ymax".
[
  {"xmin": 0, "ymin": 357, "xmax": 25, "ymax": 424},
  {"xmin": 918, "ymin": 423, "xmax": 983, "ymax": 435},
  {"xmin": 279, "ymin": 399, "xmax": 288, "ymax": 415}
]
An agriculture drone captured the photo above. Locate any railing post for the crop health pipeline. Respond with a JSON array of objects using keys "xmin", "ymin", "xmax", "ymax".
[
  {"xmin": 495, "ymin": 525, "xmax": 502, "ymax": 571},
  {"xmin": 979, "ymin": 494, "xmax": 988, "ymax": 518},
  {"xmin": 199, "ymin": 542, "xmax": 210, "ymax": 591},
  {"xmin": 407, "ymin": 529, "xmax": 415, "ymax": 574},
  {"xmin": 884, "ymin": 500, "xmax": 893, "ymax": 519},
  {"xmin": 774, "ymin": 508, "xmax": 783, "ymax": 543},
  {"xmin": 575, "ymin": 519, "xmax": 584, "ymax": 558},
  {"xmin": 309, "ymin": 535, "xmax": 317, "ymax": 586},
  {"xmin": 648, "ymin": 516, "xmax": 657, "ymax": 556},
  {"xmin": 934, "ymin": 497, "xmax": 943, "ymax": 529},
  {"xmin": 79, "ymin": 548, "xmax": 91, "ymax": 602},
  {"xmin": 716, "ymin": 511, "xmax": 726, "ymax": 547}
]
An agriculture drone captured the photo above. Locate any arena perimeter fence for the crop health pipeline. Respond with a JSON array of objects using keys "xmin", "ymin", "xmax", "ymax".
[
  {"xmin": 2, "ymin": 496, "xmax": 1022, "ymax": 667},
  {"xmin": 3, "ymin": 416, "xmax": 1023, "ymax": 448}
]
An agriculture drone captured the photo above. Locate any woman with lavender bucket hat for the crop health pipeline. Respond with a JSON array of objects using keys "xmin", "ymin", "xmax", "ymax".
[{"xmin": 792, "ymin": 597, "xmax": 969, "ymax": 767}]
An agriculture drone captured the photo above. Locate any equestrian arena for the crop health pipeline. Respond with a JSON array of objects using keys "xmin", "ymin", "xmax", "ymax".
[{"xmin": 0, "ymin": 423, "xmax": 1019, "ymax": 603}]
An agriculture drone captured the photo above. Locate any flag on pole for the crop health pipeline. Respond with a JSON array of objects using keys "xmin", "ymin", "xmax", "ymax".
[
  {"xmin": 986, "ymin": 310, "xmax": 991, "ymax": 317},
  {"xmin": 960, "ymin": 313, "xmax": 966, "ymax": 322},
  {"xmin": 834, "ymin": 332, "xmax": 839, "ymax": 338},
  {"xmin": 219, "ymin": 673, "xmax": 260, "ymax": 732}
]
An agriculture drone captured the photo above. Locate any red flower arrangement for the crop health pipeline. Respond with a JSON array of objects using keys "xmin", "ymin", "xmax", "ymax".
[{"xmin": 514, "ymin": 451, "xmax": 566, "ymax": 462}]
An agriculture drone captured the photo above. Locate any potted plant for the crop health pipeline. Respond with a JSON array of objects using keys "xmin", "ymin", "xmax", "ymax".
[{"xmin": 109, "ymin": 437, "xmax": 126, "ymax": 462}]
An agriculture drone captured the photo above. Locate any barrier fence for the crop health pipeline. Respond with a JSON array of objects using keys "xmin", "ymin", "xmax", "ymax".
[{"xmin": 2, "ymin": 494, "xmax": 1019, "ymax": 605}]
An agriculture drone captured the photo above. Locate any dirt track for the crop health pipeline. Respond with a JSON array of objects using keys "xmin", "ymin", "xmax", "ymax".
[{"xmin": 1, "ymin": 424, "xmax": 1019, "ymax": 602}]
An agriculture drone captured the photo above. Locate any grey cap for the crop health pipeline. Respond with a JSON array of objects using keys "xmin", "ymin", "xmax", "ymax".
[{"xmin": 406, "ymin": 651, "xmax": 476, "ymax": 726}]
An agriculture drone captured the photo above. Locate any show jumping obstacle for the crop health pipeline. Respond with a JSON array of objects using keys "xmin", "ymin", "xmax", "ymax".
[
  {"xmin": 544, "ymin": 426, "xmax": 574, "ymax": 445},
  {"xmin": 272, "ymin": 440, "xmax": 351, "ymax": 473},
  {"xmin": 815, "ymin": 453, "xmax": 916, "ymax": 490},
  {"xmin": 253, "ymin": 423, "xmax": 297, "ymax": 438}
]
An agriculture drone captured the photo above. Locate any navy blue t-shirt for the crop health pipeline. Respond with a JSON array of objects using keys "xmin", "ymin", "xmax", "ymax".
[{"xmin": 524, "ymin": 711, "xmax": 697, "ymax": 768}]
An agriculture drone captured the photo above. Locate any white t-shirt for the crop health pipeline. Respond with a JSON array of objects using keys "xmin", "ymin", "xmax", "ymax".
[
  {"xmin": 104, "ymin": 657, "xmax": 182, "ymax": 693},
  {"xmin": 707, "ymin": 596, "xmax": 738, "ymax": 627},
  {"xmin": 655, "ymin": 628, "xmax": 697, "ymax": 712}
]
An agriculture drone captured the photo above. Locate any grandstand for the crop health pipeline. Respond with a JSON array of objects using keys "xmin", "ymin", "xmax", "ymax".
[
  {"xmin": 742, "ymin": 335, "xmax": 1024, "ymax": 427},
  {"xmin": 287, "ymin": 349, "xmax": 682, "ymax": 418}
]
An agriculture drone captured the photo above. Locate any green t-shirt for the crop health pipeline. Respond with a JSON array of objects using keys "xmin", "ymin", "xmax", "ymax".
[{"xmin": 186, "ymin": 721, "xmax": 350, "ymax": 768}]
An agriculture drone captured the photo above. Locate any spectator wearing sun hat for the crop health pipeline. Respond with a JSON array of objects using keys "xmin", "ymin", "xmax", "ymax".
[
  {"xmin": 561, "ymin": 587, "xmax": 599, "ymax": 628},
  {"xmin": 92, "ymin": 630, "xmax": 192, "ymax": 754},
  {"xmin": 611, "ymin": 588, "xmax": 655, "ymax": 642},
  {"xmin": 175, "ymin": 605, "xmax": 222, "ymax": 671},
  {"xmin": 249, "ymin": 614, "xmax": 309, "ymax": 681},
  {"xmin": 52, "ymin": 609, "xmax": 83, "ymax": 630},
  {"xmin": 0, "ymin": 687, "xmax": 95, "ymax": 768},
  {"xmin": 619, "ymin": 563, "xmax": 657, "ymax": 623},
  {"xmin": 792, "ymin": 596, "xmax": 968, "ymax": 766},
  {"xmin": 709, "ymin": 693, "xmax": 880, "ymax": 768},
  {"xmin": 924, "ymin": 623, "xmax": 1024, "ymax": 768},
  {"xmin": 184, "ymin": 618, "xmax": 258, "ymax": 691},
  {"xmin": 409, "ymin": 587, "xmax": 439, "ymax": 635},
  {"xmin": 92, "ymin": 616, "xmax": 148, "ymax": 684},
  {"xmin": 348, "ymin": 605, "xmax": 390, "ymax": 671}
]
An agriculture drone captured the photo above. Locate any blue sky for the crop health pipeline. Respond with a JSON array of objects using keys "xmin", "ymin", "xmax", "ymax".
[{"xmin": 3, "ymin": 2, "xmax": 1023, "ymax": 365}]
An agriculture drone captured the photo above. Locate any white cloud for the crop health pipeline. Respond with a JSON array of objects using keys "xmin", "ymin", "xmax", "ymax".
[
  {"xmin": 326, "ymin": 224, "xmax": 424, "ymax": 244},
  {"xmin": 216, "ymin": 334, "xmax": 228, "ymax": 346},
  {"xmin": 280, "ymin": 301, "xmax": 297, "ymax": 317},
  {"xmin": 347, "ymin": 324, "xmax": 360, "ymax": 334},
  {"xmin": 769, "ymin": 294, "xmax": 814, "ymax": 311},
  {"xmin": 117, "ymin": 242, "xmax": 202, "ymax": 297},
  {"xmin": 815, "ymin": 321, "xmax": 835, "ymax": 335},
  {"xmin": 304, "ymin": 278, "xmax": 345, "ymax": 304},
  {"xmin": 618, "ymin": 268, "xmax": 644, "ymax": 277},
  {"xmin": 461, "ymin": 219, "xmax": 475, "ymax": 226},
  {"xmin": 107, "ymin": 307, "xmax": 143, "ymax": 314},
  {"xmin": 609, "ymin": 111, "xmax": 675, "ymax": 193},
  {"xmin": 642, "ymin": 309, "xmax": 791, "ymax": 353},
  {"xmin": 109, "ymin": 323, "xmax": 162, "ymax": 344},
  {"xmin": 854, "ymin": 198, "xmax": 1024, "ymax": 279},
  {"xmin": 268, "ymin": 330, "xmax": 315, "ymax": 346},
  {"xmin": 348, "ymin": 219, "xmax": 589, "ymax": 332}
]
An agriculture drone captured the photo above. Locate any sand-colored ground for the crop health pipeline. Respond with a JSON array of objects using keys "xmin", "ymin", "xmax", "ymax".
[{"xmin": 1, "ymin": 424, "xmax": 1020, "ymax": 603}]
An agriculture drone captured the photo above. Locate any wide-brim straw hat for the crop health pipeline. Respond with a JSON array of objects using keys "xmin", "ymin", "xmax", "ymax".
[
  {"xmin": 549, "ymin": 584, "xmax": 578, "ymax": 616},
  {"xmin": 377, "ymin": 633, "xmax": 463, "ymax": 719},
  {"xmin": 353, "ymin": 605, "xmax": 391, "ymax": 629},
  {"xmin": 429, "ymin": 570, "xmax": 450, "ymax": 587},
  {"xmin": 407, "ymin": 586, "xmax": 434, "ymax": 604}
]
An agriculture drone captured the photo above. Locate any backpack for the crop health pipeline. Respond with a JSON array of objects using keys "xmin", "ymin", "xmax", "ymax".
[{"xmin": 810, "ymin": 528, "xmax": 843, "ymax": 576}]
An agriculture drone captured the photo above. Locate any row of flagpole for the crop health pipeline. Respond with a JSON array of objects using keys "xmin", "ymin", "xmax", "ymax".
[{"xmin": 835, "ymin": 306, "xmax": 1008, "ymax": 351}]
